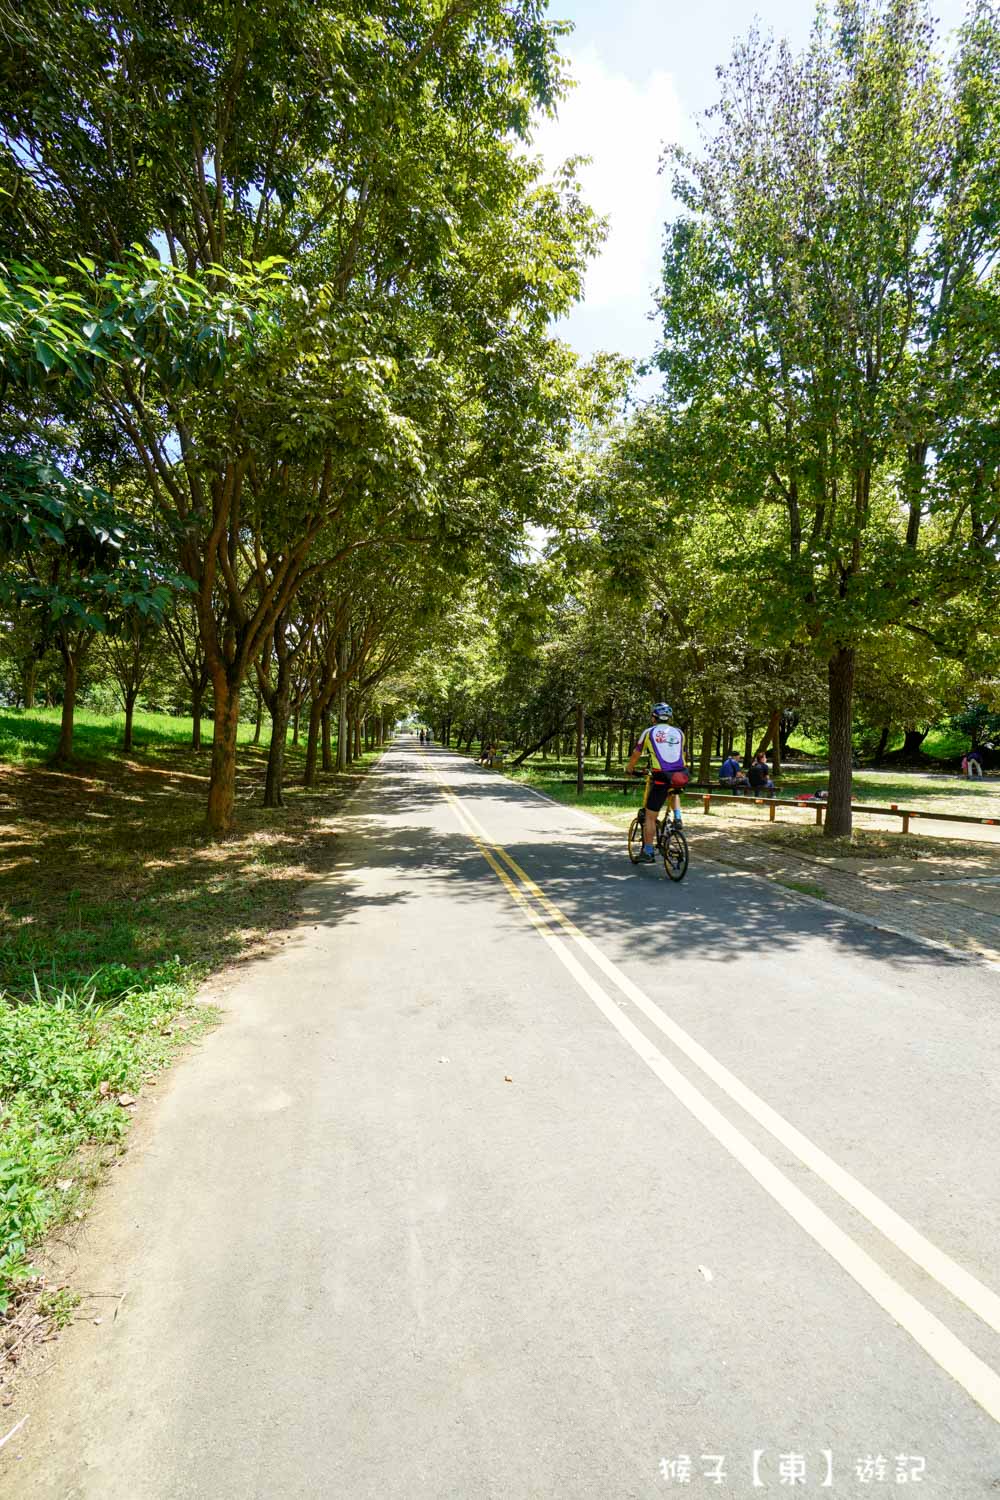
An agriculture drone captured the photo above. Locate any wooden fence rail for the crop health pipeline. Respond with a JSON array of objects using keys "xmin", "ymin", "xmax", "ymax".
[{"xmin": 555, "ymin": 778, "xmax": 999, "ymax": 834}]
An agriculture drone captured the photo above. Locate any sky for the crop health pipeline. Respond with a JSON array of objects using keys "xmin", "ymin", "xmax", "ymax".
[{"xmin": 532, "ymin": 0, "xmax": 973, "ymax": 376}]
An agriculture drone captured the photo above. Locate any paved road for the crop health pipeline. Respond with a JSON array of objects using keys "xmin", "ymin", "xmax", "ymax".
[{"xmin": 4, "ymin": 741, "xmax": 1000, "ymax": 1498}]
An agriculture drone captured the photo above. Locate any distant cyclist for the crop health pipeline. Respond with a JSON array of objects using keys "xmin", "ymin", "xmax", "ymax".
[{"xmin": 626, "ymin": 703, "xmax": 689, "ymax": 863}]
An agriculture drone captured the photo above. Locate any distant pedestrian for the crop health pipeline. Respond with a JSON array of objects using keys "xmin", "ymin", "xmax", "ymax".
[
  {"xmin": 965, "ymin": 747, "xmax": 984, "ymax": 779},
  {"xmin": 419, "ymin": 729, "xmax": 425, "ymax": 745}
]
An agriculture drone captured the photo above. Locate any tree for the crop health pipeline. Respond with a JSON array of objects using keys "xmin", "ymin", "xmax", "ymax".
[
  {"xmin": 0, "ymin": 454, "xmax": 183, "ymax": 758},
  {"xmin": 1, "ymin": 0, "xmax": 600, "ymax": 833},
  {"xmin": 651, "ymin": 0, "xmax": 1000, "ymax": 834}
]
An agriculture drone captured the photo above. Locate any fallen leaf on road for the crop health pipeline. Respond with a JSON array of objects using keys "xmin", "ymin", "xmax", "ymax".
[
  {"xmin": 504, "ymin": 1076, "xmax": 513, "ymax": 1083},
  {"xmin": 697, "ymin": 1265, "xmax": 714, "ymax": 1281},
  {"xmin": 438, "ymin": 1057, "xmax": 450, "ymax": 1064},
  {"xmin": 117, "ymin": 1094, "xmax": 136, "ymax": 1108}
]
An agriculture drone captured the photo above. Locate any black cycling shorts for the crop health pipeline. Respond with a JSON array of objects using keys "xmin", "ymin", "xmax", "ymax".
[{"xmin": 643, "ymin": 773, "xmax": 675, "ymax": 814}]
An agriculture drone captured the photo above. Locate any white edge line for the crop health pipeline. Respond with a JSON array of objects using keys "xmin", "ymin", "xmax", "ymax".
[
  {"xmin": 434, "ymin": 775, "xmax": 1000, "ymax": 1427},
  {"xmin": 431, "ymin": 758, "xmax": 1000, "ymax": 1342}
]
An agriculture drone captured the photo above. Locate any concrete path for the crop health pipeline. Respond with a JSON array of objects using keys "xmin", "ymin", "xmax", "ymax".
[{"xmin": 3, "ymin": 741, "xmax": 1000, "ymax": 1498}]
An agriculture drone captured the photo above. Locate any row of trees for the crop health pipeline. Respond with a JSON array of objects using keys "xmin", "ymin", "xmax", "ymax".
[
  {"xmin": 406, "ymin": 563, "xmax": 991, "ymax": 777},
  {"xmin": 3, "ymin": 0, "xmax": 998, "ymax": 840},
  {"xmin": 1, "ymin": 0, "xmax": 605, "ymax": 831},
  {"xmin": 412, "ymin": 0, "xmax": 1000, "ymax": 833}
]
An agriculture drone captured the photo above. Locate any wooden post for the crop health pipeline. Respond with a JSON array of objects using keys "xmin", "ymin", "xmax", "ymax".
[
  {"xmin": 703, "ymin": 793, "xmax": 711, "ymax": 815},
  {"xmin": 769, "ymin": 801, "xmax": 776, "ymax": 822},
  {"xmin": 902, "ymin": 813, "xmax": 910, "ymax": 834},
  {"xmin": 576, "ymin": 702, "xmax": 585, "ymax": 795},
  {"xmin": 815, "ymin": 806, "xmax": 824, "ymax": 827}
]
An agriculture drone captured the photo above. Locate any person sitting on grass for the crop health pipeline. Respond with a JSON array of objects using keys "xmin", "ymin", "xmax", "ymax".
[{"xmin": 748, "ymin": 751, "xmax": 775, "ymax": 796}]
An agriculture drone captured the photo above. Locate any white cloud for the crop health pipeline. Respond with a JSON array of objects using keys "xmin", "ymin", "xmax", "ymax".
[{"xmin": 531, "ymin": 46, "xmax": 687, "ymax": 364}]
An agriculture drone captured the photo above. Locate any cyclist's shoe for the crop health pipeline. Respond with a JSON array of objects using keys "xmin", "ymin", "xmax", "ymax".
[
  {"xmin": 638, "ymin": 848, "xmax": 657, "ymax": 863},
  {"xmin": 672, "ymin": 815, "xmax": 684, "ymax": 828}
]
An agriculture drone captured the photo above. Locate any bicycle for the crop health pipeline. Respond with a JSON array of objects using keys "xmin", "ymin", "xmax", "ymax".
[{"xmin": 627, "ymin": 798, "xmax": 690, "ymax": 881}]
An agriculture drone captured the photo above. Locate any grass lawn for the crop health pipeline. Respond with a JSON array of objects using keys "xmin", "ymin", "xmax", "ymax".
[
  {"xmin": 0, "ymin": 706, "xmax": 380, "ymax": 1322},
  {"xmin": 0, "ymin": 704, "xmax": 265, "ymax": 767},
  {"xmin": 786, "ymin": 725, "xmax": 969, "ymax": 762}
]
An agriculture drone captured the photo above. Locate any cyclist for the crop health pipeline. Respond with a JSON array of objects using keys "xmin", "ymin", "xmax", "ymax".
[{"xmin": 626, "ymin": 703, "xmax": 689, "ymax": 863}]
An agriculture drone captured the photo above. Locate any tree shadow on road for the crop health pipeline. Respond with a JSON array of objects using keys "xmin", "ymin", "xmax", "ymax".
[{"xmin": 371, "ymin": 746, "xmax": 980, "ymax": 980}]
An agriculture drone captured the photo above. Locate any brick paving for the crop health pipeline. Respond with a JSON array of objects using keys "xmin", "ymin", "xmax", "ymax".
[{"xmin": 695, "ymin": 826, "xmax": 1000, "ymax": 966}]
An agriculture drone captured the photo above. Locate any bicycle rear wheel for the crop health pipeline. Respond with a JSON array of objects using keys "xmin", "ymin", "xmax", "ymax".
[
  {"xmin": 661, "ymin": 825, "xmax": 689, "ymax": 881},
  {"xmin": 627, "ymin": 814, "xmax": 644, "ymax": 864}
]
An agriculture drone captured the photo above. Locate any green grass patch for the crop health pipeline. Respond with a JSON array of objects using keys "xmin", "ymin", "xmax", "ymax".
[
  {"xmin": 0, "ymin": 961, "xmax": 205, "ymax": 1310},
  {"xmin": 776, "ymin": 878, "xmax": 828, "ymax": 900},
  {"xmin": 1, "ymin": 708, "xmax": 383, "ymax": 1316},
  {"xmin": 0, "ymin": 705, "xmax": 267, "ymax": 768},
  {"xmin": 786, "ymin": 725, "xmax": 970, "ymax": 763}
]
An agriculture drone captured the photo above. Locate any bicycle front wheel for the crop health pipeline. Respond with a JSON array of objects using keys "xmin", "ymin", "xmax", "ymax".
[
  {"xmin": 627, "ymin": 815, "xmax": 644, "ymax": 864},
  {"xmin": 661, "ymin": 826, "xmax": 689, "ymax": 881}
]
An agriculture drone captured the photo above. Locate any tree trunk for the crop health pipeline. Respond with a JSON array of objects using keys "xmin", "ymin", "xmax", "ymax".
[
  {"xmin": 874, "ymin": 724, "xmax": 891, "ymax": 764},
  {"xmin": 321, "ymin": 709, "xmax": 333, "ymax": 772},
  {"xmin": 252, "ymin": 688, "xmax": 263, "ymax": 745},
  {"xmin": 779, "ymin": 712, "xmax": 798, "ymax": 757},
  {"xmin": 355, "ymin": 717, "xmax": 362, "ymax": 758},
  {"xmin": 23, "ymin": 660, "xmax": 38, "ymax": 710},
  {"xmin": 57, "ymin": 652, "xmax": 77, "ymax": 760},
  {"xmin": 755, "ymin": 708, "xmax": 781, "ymax": 759},
  {"xmin": 304, "ymin": 699, "xmax": 323, "ymax": 786},
  {"xmin": 901, "ymin": 727, "xmax": 927, "ymax": 759},
  {"xmin": 292, "ymin": 706, "xmax": 300, "ymax": 746},
  {"xmin": 744, "ymin": 718, "xmax": 754, "ymax": 764},
  {"xmin": 263, "ymin": 667, "xmax": 291, "ymax": 808},
  {"xmin": 191, "ymin": 683, "xmax": 204, "ymax": 750},
  {"xmin": 825, "ymin": 647, "xmax": 855, "ymax": 838},
  {"xmin": 206, "ymin": 675, "xmax": 241, "ymax": 835},
  {"xmin": 123, "ymin": 691, "xmax": 138, "ymax": 752},
  {"xmin": 576, "ymin": 702, "xmax": 585, "ymax": 795},
  {"xmin": 336, "ymin": 640, "xmax": 349, "ymax": 772},
  {"xmin": 512, "ymin": 715, "xmax": 570, "ymax": 768},
  {"xmin": 263, "ymin": 704, "xmax": 289, "ymax": 806},
  {"xmin": 698, "ymin": 722, "xmax": 714, "ymax": 784},
  {"xmin": 604, "ymin": 703, "xmax": 614, "ymax": 774}
]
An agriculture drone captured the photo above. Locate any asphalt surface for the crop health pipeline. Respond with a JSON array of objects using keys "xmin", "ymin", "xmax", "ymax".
[{"xmin": 4, "ymin": 740, "xmax": 1000, "ymax": 1498}]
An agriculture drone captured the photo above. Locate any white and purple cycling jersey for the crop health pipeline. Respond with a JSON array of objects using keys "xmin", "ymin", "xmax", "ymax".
[{"xmin": 635, "ymin": 723, "xmax": 686, "ymax": 776}]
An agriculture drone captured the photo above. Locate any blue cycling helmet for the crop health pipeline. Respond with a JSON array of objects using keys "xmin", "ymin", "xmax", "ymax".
[{"xmin": 651, "ymin": 702, "xmax": 672, "ymax": 722}]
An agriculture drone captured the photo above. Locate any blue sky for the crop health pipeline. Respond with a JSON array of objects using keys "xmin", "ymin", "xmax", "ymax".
[{"xmin": 533, "ymin": 0, "xmax": 972, "ymax": 373}]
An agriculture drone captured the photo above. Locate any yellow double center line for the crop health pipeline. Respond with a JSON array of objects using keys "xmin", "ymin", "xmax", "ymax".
[{"xmin": 421, "ymin": 751, "xmax": 1000, "ymax": 1426}]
